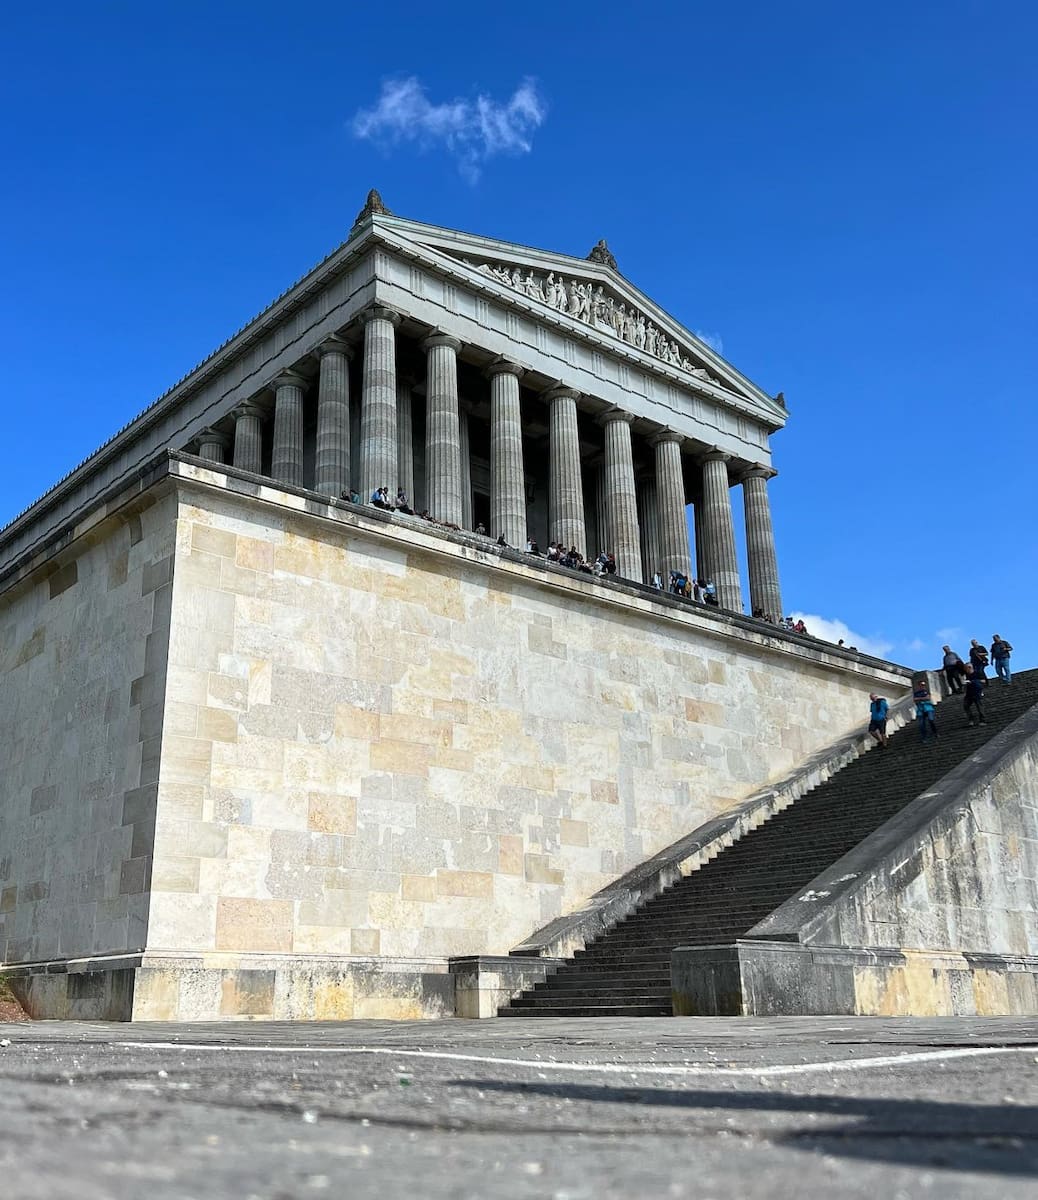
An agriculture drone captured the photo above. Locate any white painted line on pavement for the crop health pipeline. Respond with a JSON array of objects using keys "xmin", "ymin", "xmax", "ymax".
[{"xmin": 118, "ymin": 1042, "xmax": 1036, "ymax": 1078}]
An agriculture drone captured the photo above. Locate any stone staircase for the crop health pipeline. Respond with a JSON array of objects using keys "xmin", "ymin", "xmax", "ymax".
[{"xmin": 501, "ymin": 667, "xmax": 1038, "ymax": 1017}]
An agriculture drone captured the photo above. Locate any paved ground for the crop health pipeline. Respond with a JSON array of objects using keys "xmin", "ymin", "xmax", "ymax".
[{"xmin": 1, "ymin": 1015, "xmax": 1036, "ymax": 1198}]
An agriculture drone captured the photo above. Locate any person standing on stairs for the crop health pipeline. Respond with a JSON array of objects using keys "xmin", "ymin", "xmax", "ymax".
[
  {"xmin": 991, "ymin": 634, "xmax": 1013, "ymax": 685},
  {"xmin": 963, "ymin": 665, "xmax": 987, "ymax": 726},
  {"xmin": 915, "ymin": 691, "xmax": 939, "ymax": 743},
  {"xmin": 942, "ymin": 645, "xmax": 966, "ymax": 694},
  {"xmin": 969, "ymin": 639, "xmax": 989, "ymax": 680},
  {"xmin": 868, "ymin": 693, "xmax": 889, "ymax": 747}
]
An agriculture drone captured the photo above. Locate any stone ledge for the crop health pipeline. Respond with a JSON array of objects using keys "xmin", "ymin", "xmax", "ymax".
[
  {"xmin": 509, "ymin": 691, "xmax": 920, "ymax": 963},
  {"xmin": 671, "ymin": 940, "xmax": 1038, "ymax": 1017},
  {"xmin": 449, "ymin": 955, "xmax": 566, "ymax": 1018}
]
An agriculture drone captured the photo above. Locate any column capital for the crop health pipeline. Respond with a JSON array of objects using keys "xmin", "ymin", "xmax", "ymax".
[
  {"xmin": 701, "ymin": 448, "xmax": 732, "ymax": 465},
  {"xmin": 647, "ymin": 426, "xmax": 684, "ymax": 448},
  {"xmin": 198, "ymin": 427, "xmax": 231, "ymax": 448},
  {"xmin": 485, "ymin": 356, "xmax": 525, "ymax": 381},
  {"xmin": 544, "ymin": 382, "xmax": 581, "ymax": 404},
  {"xmin": 233, "ymin": 401, "xmax": 265, "ymax": 421},
  {"xmin": 272, "ymin": 370, "xmax": 307, "ymax": 392},
  {"xmin": 316, "ymin": 335, "xmax": 353, "ymax": 359},
  {"xmin": 740, "ymin": 464, "xmax": 778, "ymax": 482},
  {"xmin": 361, "ymin": 305, "xmax": 401, "ymax": 327},
  {"xmin": 422, "ymin": 329, "xmax": 462, "ymax": 353},
  {"xmin": 597, "ymin": 407, "xmax": 635, "ymax": 428}
]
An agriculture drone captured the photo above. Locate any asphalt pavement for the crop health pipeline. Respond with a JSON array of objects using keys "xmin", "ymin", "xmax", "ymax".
[{"xmin": 1, "ymin": 1015, "xmax": 1036, "ymax": 1199}]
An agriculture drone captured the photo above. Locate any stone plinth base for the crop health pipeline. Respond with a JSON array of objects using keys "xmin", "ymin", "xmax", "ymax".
[
  {"xmin": 6, "ymin": 954, "xmax": 455, "ymax": 1022},
  {"xmin": 449, "ymin": 955, "xmax": 564, "ymax": 1018},
  {"xmin": 671, "ymin": 940, "xmax": 1038, "ymax": 1017}
]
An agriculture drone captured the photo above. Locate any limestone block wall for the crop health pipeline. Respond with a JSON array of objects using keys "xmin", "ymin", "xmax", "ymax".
[
  {"xmin": 0, "ymin": 487, "xmax": 176, "ymax": 966},
  {"xmin": 147, "ymin": 463, "xmax": 911, "ymax": 973}
]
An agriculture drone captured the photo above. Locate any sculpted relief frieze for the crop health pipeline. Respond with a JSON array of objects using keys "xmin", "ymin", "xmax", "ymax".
[{"xmin": 456, "ymin": 257, "xmax": 721, "ymax": 384}]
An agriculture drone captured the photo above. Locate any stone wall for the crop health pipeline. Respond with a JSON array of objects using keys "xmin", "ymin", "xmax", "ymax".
[
  {"xmin": 137, "ymin": 460, "xmax": 909, "ymax": 1017},
  {"xmin": 0, "ymin": 485, "xmax": 176, "ymax": 971}
]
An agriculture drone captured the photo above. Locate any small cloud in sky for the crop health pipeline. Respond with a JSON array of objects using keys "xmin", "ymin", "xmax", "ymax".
[
  {"xmin": 790, "ymin": 611, "xmax": 894, "ymax": 660},
  {"xmin": 936, "ymin": 626, "xmax": 964, "ymax": 644},
  {"xmin": 694, "ymin": 329, "xmax": 724, "ymax": 354},
  {"xmin": 905, "ymin": 637, "xmax": 927, "ymax": 654},
  {"xmin": 352, "ymin": 76, "xmax": 547, "ymax": 183}
]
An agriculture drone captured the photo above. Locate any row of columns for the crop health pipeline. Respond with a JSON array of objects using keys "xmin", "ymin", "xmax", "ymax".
[{"xmin": 200, "ymin": 305, "xmax": 782, "ymax": 617}]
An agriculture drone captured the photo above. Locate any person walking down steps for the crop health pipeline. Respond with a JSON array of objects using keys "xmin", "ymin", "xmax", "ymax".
[
  {"xmin": 868, "ymin": 693, "xmax": 889, "ymax": 748},
  {"xmin": 942, "ymin": 645, "xmax": 966, "ymax": 694},
  {"xmin": 963, "ymin": 665, "xmax": 987, "ymax": 727},
  {"xmin": 914, "ymin": 683, "xmax": 939, "ymax": 744}
]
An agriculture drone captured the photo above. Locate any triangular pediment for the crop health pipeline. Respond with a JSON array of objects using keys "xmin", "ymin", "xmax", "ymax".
[{"xmin": 370, "ymin": 214, "xmax": 786, "ymax": 424}]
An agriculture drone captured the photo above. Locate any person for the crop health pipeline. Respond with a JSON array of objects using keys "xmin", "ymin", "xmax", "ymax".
[
  {"xmin": 370, "ymin": 486, "xmax": 391, "ymax": 509},
  {"xmin": 474, "ymin": 521, "xmax": 487, "ymax": 536},
  {"xmin": 349, "ymin": 488, "xmax": 360, "ymax": 504},
  {"xmin": 969, "ymin": 639, "xmax": 989, "ymax": 680},
  {"xmin": 525, "ymin": 538, "xmax": 541, "ymax": 556},
  {"xmin": 868, "ymin": 693, "xmax": 889, "ymax": 748},
  {"xmin": 395, "ymin": 489, "xmax": 413, "ymax": 515},
  {"xmin": 916, "ymin": 692, "xmax": 938, "ymax": 743},
  {"xmin": 652, "ymin": 570, "xmax": 663, "ymax": 590},
  {"xmin": 794, "ymin": 619, "xmax": 807, "ymax": 635},
  {"xmin": 991, "ymin": 634, "xmax": 1013, "ymax": 685},
  {"xmin": 496, "ymin": 534, "xmax": 508, "ymax": 547},
  {"xmin": 963, "ymin": 664, "xmax": 986, "ymax": 727},
  {"xmin": 942, "ymin": 645, "xmax": 966, "ymax": 694}
]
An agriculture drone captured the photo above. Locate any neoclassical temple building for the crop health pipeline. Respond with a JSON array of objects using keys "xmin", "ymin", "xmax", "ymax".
[{"xmin": 0, "ymin": 193, "xmax": 909, "ymax": 1020}]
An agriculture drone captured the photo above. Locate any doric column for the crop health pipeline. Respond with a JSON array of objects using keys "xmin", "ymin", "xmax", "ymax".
[
  {"xmin": 271, "ymin": 371, "xmax": 307, "ymax": 487},
  {"xmin": 359, "ymin": 306, "xmax": 401, "ymax": 498},
  {"xmin": 699, "ymin": 450, "xmax": 742, "ymax": 610},
  {"xmin": 546, "ymin": 384, "xmax": 586, "ymax": 554},
  {"xmin": 197, "ymin": 428, "xmax": 230, "ymax": 464},
  {"xmin": 599, "ymin": 410, "xmax": 642, "ymax": 581},
  {"xmin": 651, "ymin": 431, "xmax": 692, "ymax": 580},
  {"xmin": 742, "ymin": 466, "xmax": 783, "ymax": 619},
  {"xmin": 422, "ymin": 331, "xmax": 463, "ymax": 525},
  {"xmin": 638, "ymin": 477, "xmax": 660, "ymax": 583},
  {"xmin": 486, "ymin": 359, "xmax": 527, "ymax": 547},
  {"xmin": 397, "ymin": 377, "xmax": 415, "ymax": 506},
  {"xmin": 315, "ymin": 336, "xmax": 351, "ymax": 498},
  {"xmin": 459, "ymin": 403, "xmax": 473, "ymax": 530},
  {"xmin": 232, "ymin": 403, "xmax": 264, "ymax": 475}
]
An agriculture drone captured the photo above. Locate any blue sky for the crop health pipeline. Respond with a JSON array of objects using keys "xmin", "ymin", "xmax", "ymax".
[{"xmin": 1, "ymin": 2, "xmax": 1034, "ymax": 669}]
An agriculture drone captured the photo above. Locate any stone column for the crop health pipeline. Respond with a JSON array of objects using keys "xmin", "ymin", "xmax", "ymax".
[
  {"xmin": 742, "ymin": 466, "xmax": 783, "ymax": 619},
  {"xmin": 600, "ymin": 410, "xmax": 642, "ymax": 581},
  {"xmin": 271, "ymin": 371, "xmax": 307, "ymax": 487},
  {"xmin": 652, "ymin": 431, "xmax": 692, "ymax": 580},
  {"xmin": 359, "ymin": 307, "xmax": 401, "ymax": 498},
  {"xmin": 232, "ymin": 403, "xmax": 264, "ymax": 475},
  {"xmin": 397, "ymin": 378, "xmax": 415, "ymax": 506},
  {"xmin": 459, "ymin": 403, "xmax": 473, "ymax": 530},
  {"xmin": 486, "ymin": 359, "xmax": 527, "ymax": 548},
  {"xmin": 197, "ymin": 428, "xmax": 230, "ymax": 464},
  {"xmin": 546, "ymin": 385, "xmax": 586, "ymax": 554},
  {"xmin": 422, "ymin": 331, "xmax": 464, "ymax": 525},
  {"xmin": 699, "ymin": 450, "xmax": 742, "ymax": 611},
  {"xmin": 314, "ymin": 336, "xmax": 351, "ymax": 498}
]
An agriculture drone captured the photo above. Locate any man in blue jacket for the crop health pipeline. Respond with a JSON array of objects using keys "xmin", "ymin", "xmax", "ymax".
[{"xmin": 868, "ymin": 693, "xmax": 889, "ymax": 748}]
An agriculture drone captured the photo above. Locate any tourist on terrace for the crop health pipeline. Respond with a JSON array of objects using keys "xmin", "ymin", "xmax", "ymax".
[
  {"xmin": 394, "ymin": 489, "xmax": 413, "ymax": 515},
  {"xmin": 991, "ymin": 634, "xmax": 1013, "ymax": 685},
  {"xmin": 963, "ymin": 665, "xmax": 987, "ymax": 726},
  {"xmin": 868, "ymin": 693, "xmax": 889, "ymax": 748},
  {"xmin": 525, "ymin": 538, "xmax": 542, "ymax": 556},
  {"xmin": 942, "ymin": 645, "xmax": 966, "ymax": 694},
  {"xmin": 370, "ymin": 486, "xmax": 391, "ymax": 509},
  {"xmin": 794, "ymin": 619, "xmax": 808, "ymax": 635},
  {"xmin": 969, "ymin": 639, "xmax": 989, "ymax": 680},
  {"xmin": 914, "ymin": 684, "xmax": 939, "ymax": 744},
  {"xmin": 474, "ymin": 521, "xmax": 487, "ymax": 536}
]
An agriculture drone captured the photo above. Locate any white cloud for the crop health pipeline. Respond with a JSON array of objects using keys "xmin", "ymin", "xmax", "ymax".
[
  {"xmin": 694, "ymin": 329, "xmax": 724, "ymax": 354},
  {"xmin": 936, "ymin": 626, "xmax": 964, "ymax": 644},
  {"xmin": 352, "ymin": 77, "xmax": 547, "ymax": 183},
  {"xmin": 905, "ymin": 637, "xmax": 927, "ymax": 654},
  {"xmin": 789, "ymin": 611, "xmax": 894, "ymax": 660}
]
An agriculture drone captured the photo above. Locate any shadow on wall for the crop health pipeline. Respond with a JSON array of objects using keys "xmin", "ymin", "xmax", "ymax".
[{"xmin": 446, "ymin": 1079, "xmax": 1038, "ymax": 1178}]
